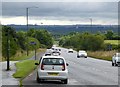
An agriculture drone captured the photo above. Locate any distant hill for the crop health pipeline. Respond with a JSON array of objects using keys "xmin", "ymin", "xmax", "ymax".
[{"xmin": 6, "ymin": 24, "xmax": 118, "ymax": 35}]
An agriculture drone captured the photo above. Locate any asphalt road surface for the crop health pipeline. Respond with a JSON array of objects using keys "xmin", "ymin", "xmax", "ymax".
[{"xmin": 22, "ymin": 47, "xmax": 119, "ymax": 87}]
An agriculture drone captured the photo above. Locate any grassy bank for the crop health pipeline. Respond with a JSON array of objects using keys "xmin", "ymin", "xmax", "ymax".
[
  {"xmin": 87, "ymin": 50, "xmax": 117, "ymax": 61},
  {"xmin": 2, "ymin": 48, "xmax": 46, "ymax": 61},
  {"xmin": 13, "ymin": 60, "xmax": 39, "ymax": 79}
]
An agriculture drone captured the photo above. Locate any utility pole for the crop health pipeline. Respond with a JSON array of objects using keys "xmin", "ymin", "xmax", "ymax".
[
  {"xmin": 26, "ymin": 7, "xmax": 38, "ymax": 56},
  {"xmin": 6, "ymin": 29, "xmax": 10, "ymax": 70},
  {"xmin": 26, "ymin": 7, "xmax": 29, "ymax": 56}
]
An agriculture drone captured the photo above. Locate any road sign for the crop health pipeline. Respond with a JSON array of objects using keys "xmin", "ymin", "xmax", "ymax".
[
  {"xmin": 107, "ymin": 44, "xmax": 112, "ymax": 51},
  {"xmin": 30, "ymin": 41, "xmax": 36, "ymax": 45}
]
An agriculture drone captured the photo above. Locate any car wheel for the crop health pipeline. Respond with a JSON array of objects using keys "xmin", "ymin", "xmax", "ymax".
[
  {"xmin": 112, "ymin": 61, "xmax": 114, "ymax": 66},
  {"xmin": 77, "ymin": 56, "xmax": 79, "ymax": 58},
  {"xmin": 115, "ymin": 61, "xmax": 118, "ymax": 66},
  {"xmin": 36, "ymin": 73, "xmax": 42, "ymax": 83},
  {"xmin": 62, "ymin": 79, "xmax": 68, "ymax": 84},
  {"xmin": 85, "ymin": 56, "xmax": 87, "ymax": 58},
  {"xmin": 118, "ymin": 63, "xmax": 120, "ymax": 67}
]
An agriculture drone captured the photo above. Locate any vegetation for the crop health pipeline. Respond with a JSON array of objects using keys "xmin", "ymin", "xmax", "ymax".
[
  {"xmin": 59, "ymin": 31, "xmax": 120, "ymax": 51},
  {"xmin": 59, "ymin": 31, "xmax": 120, "ymax": 61},
  {"xmin": 87, "ymin": 50, "xmax": 117, "ymax": 61},
  {"xmin": 59, "ymin": 32, "xmax": 105, "ymax": 51},
  {"xmin": 104, "ymin": 30, "xmax": 120, "ymax": 40},
  {"xmin": 104, "ymin": 40, "xmax": 119, "ymax": 45},
  {"xmin": 13, "ymin": 60, "xmax": 39, "ymax": 78},
  {"xmin": 2, "ymin": 26, "xmax": 53, "ymax": 61},
  {"xmin": 27, "ymin": 29, "xmax": 53, "ymax": 48}
]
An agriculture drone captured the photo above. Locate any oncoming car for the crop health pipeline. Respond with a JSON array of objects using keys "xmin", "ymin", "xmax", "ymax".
[
  {"xmin": 112, "ymin": 53, "xmax": 120, "ymax": 66},
  {"xmin": 77, "ymin": 50, "xmax": 87, "ymax": 58},
  {"xmin": 68, "ymin": 49, "xmax": 73, "ymax": 53},
  {"xmin": 52, "ymin": 51, "xmax": 61, "ymax": 56},
  {"xmin": 35, "ymin": 56, "xmax": 69, "ymax": 84}
]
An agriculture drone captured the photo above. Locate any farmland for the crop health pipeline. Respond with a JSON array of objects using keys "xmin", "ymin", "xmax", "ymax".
[{"xmin": 104, "ymin": 40, "xmax": 119, "ymax": 45}]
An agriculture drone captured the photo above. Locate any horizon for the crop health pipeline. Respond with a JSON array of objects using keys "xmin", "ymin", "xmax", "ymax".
[{"xmin": 3, "ymin": 24, "xmax": 118, "ymax": 26}]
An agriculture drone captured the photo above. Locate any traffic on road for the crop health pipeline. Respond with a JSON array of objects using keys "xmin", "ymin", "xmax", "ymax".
[{"xmin": 22, "ymin": 46, "xmax": 118, "ymax": 85}]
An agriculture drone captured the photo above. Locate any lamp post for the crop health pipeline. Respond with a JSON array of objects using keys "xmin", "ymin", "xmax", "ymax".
[{"xmin": 26, "ymin": 7, "xmax": 38, "ymax": 56}]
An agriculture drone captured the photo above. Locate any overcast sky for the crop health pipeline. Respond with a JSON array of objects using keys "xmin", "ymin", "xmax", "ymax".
[{"xmin": 1, "ymin": 1, "xmax": 119, "ymax": 25}]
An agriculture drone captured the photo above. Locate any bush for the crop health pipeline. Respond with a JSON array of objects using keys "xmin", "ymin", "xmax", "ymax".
[
  {"xmin": 2, "ymin": 26, "xmax": 19, "ymax": 58},
  {"xmin": 59, "ymin": 33, "xmax": 104, "ymax": 51}
]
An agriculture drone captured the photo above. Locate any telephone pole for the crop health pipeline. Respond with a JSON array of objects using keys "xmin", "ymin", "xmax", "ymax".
[{"xmin": 26, "ymin": 7, "xmax": 38, "ymax": 56}]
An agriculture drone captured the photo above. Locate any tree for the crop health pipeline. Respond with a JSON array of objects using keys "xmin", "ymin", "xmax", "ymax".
[
  {"xmin": 34, "ymin": 30, "xmax": 53, "ymax": 48},
  {"xmin": 59, "ymin": 32, "xmax": 104, "ymax": 51},
  {"xmin": 17, "ymin": 31, "xmax": 26, "ymax": 50},
  {"xmin": 2, "ymin": 26, "xmax": 19, "ymax": 58},
  {"xmin": 105, "ymin": 30, "xmax": 114, "ymax": 40}
]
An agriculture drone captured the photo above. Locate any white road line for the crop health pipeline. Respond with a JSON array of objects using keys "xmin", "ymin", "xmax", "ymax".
[{"xmin": 68, "ymin": 79, "xmax": 78, "ymax": 85}]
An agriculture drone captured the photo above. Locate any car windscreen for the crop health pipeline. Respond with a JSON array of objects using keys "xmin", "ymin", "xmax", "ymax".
[
  {"xmin": 53, "ymin": 51, "xmax": 59, "ymax": 53},
  {"xmin": 42, "ymin": 58, "xmax": 64, "ymax": 65}
]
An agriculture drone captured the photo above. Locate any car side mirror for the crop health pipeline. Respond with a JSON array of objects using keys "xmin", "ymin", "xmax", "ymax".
[
  {"xmin": 35, "ymin": 63, "xmax": 39, "ymax": 65},
  {"xmin": 66, "ymin": 63, "xmax": 69, "ymax": 66}
]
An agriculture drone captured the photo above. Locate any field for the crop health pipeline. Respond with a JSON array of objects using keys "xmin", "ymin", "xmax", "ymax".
[{"xmin": 104, "ymin": 40, "xmax": 119, "ymax": 45}]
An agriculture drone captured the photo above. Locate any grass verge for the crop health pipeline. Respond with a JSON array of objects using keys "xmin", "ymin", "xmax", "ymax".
[
  {"xmin": 13, "ymin": 60, "xmax": 39, "ymax": 79},
  {"xmin": 87, "ymin": 50, "xmax": 117, "ymax": 61}
]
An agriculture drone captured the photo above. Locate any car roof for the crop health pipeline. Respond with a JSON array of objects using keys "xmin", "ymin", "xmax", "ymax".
[
  {"xmin": 69, "ymin": 48, "xmax": 73, "ymax": 50},
  {"xmin": 79, "ymin": 50, "xmax": 86, "ymax": 52},
  {"xmin": 42, "ymin": 55, "xmax": 64, "ymax": 59}
]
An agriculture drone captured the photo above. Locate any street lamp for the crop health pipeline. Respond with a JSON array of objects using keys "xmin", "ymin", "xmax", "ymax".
[{"xmin": 26, "ymin": 7, "xmax": 38, "ymax": 56}]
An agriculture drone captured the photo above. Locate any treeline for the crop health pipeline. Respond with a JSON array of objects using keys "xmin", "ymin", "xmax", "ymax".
[
  {"xmin": 104, "ymin": 30, "xmax": 120, "ymax": 40},
  {"xmin": 59, "ymin": 31, "xmax": 120, "ymax": 51},
  {"xmin": 2, "ymin": 26, "xmax": 53, "ymax": 59}
]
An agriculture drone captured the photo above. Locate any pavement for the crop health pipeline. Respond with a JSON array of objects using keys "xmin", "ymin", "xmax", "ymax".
[
  {"xmin": 1, "ymin": 61, "xmax": 19, "ymax": 86},
  {"xmin": 1, "ymin": 51, "xmax": 45, "ymax": 87}
]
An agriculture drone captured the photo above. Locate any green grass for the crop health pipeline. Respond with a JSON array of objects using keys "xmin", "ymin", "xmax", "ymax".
[
  {"xmin": 13, "ymin": 60, "xmax": 39, "ymax": 79},
  {"xmin": 87, "ymin": 50, "xmax": 117, "ymax": 61},
  {"xmin": 104, "ymin": 40, "xmax": 119, "ymax": 45}
]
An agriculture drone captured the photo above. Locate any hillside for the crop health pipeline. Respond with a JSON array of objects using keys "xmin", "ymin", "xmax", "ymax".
[{"xmin": 6, "ymin": 24, "xmax": 118, "ymax": 35}]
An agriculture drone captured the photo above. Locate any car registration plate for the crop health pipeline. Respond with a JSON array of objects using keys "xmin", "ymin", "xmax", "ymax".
[{"xmin": 48, "ymin": 73, "xmax": 59, "ymax": 76}]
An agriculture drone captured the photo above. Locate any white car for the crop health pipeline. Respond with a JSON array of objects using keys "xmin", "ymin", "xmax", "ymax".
[
  {"xmin": 35, "ymin": 56, "xmax": 68, "ymax": 84},
  {"xmin": 52, "ymin": 51, "xmax": 61, "ymax": 56},
  {"xmin": 112, "ymin": 53, "xmax": 120, "ymax": 66},
  {"xmin": 68, "ymin": 49, "xmax": 73, "ymax": 53},
  {"xmin": 77, "ymin": 50, "xmax": 87, "ymax": 58},
  {"xmin": 44, "ymin": 52, "xmax": 51, "ymax": 56}
]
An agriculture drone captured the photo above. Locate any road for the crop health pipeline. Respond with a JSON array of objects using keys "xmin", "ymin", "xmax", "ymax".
[{"xmin": 22, "ymin": 47, "xmax": 119, "ymax": 87}]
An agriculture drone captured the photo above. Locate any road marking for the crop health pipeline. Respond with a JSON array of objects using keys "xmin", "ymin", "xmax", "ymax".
[
  {"xmin": 28, "ymin": 73, "xmax": 33, "ymax": 77},
  {"xmin": 68, "ymin": 79, "xmax": 78, "ymax": 85}
]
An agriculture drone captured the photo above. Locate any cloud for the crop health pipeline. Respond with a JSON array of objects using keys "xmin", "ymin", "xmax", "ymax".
[
  {"xmin": 2, "ymin": 0, "xmax": 120, "ymax": 2},
  {"xmin": 1, "ymin": 2, "xmax": 118, "ymax": 25}
]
